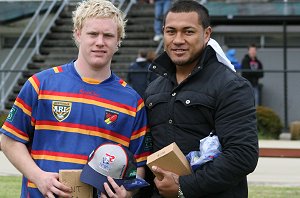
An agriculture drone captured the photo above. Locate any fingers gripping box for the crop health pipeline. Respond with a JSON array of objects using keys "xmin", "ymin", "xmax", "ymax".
[
  {"xmin": 146, "ymin": 142, "xmax": 192, "ymax": 180},
  {"xmin": 59, "ymin": 169, "xmax": 93, "ymax": 198}
]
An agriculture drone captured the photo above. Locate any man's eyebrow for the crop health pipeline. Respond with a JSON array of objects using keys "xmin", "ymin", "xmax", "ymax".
[
  {"xmin": 164, "ymin": 26, "xmax": 175, "ymax": 29},
  {"xmin": 104, "ymin": 31, "xmax": 117, "ymax": 35},
  {"xmin": 165, "ymin": 26, "xmax": 196, "ymax": 30}
]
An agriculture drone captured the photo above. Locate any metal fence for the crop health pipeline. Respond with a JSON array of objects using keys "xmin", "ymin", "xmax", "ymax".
[
  {"xmin": 1, "ymin": 69, "xmax": 300, "ymax": 129},
  {"xmin": 0, "ymin": 0, "xmax": 136, "ymax": 112}
]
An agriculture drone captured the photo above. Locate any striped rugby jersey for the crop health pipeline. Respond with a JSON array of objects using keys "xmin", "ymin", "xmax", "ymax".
[{"xmin": 0, "ymin": 61, "xmax": 152, "ymax": 197}]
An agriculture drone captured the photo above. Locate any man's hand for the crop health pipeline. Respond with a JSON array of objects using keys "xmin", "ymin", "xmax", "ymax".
[
  {"xmin": 100, "ymin": 176, "xmax": 133, "ymax": 198},
  {"xmin": 152, "ymin": 166, "xmax": 180, "ymax": 198},
  {"xmin": 35, "ymin": 171, "xmax": 72, "ymax": 198}
]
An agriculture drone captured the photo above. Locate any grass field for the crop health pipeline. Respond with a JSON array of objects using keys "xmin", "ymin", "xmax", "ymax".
[
  {"xmin": 0, "ymin": 176, "xmax": 22, "ymax": 198},
  {"xmin": 1, "ymin": 176, "xmax": 300, "ymax": 197},
  {"xmin": 249, "ymin": 185, "xmax": 300, "ymax": 198}
]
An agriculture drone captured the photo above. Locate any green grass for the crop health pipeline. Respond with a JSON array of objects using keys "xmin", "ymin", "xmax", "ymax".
[
  {"xmin": 1, "ymin": 176, "xmax": 300, "ymax": 197},
  {"xmin": 0, "ymin": 176, "xmax": 22, "ymax": 198},
  {"xmin": 249, "ymin": 185, "xmax": 300, "ymax": 198}
]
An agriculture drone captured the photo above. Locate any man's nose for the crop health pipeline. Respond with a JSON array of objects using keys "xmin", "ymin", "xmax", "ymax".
[
  {"xmin": 96, "ymin": 35, "xmax": 104, "ymax": 46},
  {"xmin": 173, "ymin": 32, "xmax": 185, "ymax": 44}
]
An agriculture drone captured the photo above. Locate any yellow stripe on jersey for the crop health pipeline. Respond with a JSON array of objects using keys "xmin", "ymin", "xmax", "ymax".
[
  {"xmin": 29, "ymin": 76, "xmax": 39, "ymax": 94},
  {"xmin": 2, "ymin": 124, "xmax": 29, "ymax": 142},
  {"xmin": 53, "ymin": 67, "xmax": 61, "ymax": 73},
  {"xmin": 121, "ymin": 81, "xmax": 127, "ymax": 87},
  {"xmin": 14, "ymin": 100, "xmax": 31, "ymax": 117},
  {"xmin": 31, "ymin": 154, "xmax": 87, "ymax": 164},
  {"xmin": 136, "ymin": 155, "xmax": 148, "ymax": 163},
  {"xmin": 136, "ymin": 101, "xmax": 145, "ymax": 112},
  {"xmin": 35, "ymin": 124, "xmax": 130, "ymax": 147},
  {"xmin": 82, "ymin": 77, "xmax": 101, "ymax": 84},
  {"xmin": 27, "ymin": 182, "xmax": 37, "ymax": 188},
  {"xmin": 39, "ymin": 95, "xmax": 136, "ymax": 117},
  {"xmin": 130, "ymin": 129, "xmax": 147, "ymax": 141}
]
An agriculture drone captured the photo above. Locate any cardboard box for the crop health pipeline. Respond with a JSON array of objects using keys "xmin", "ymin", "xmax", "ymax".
[
  {"xmin": 59, "ymin": 169, "xmax": 93, "ymax": 198},
  {"xmin": 146, "ymin": 142, "xmax": 192, "ymax": 180}
]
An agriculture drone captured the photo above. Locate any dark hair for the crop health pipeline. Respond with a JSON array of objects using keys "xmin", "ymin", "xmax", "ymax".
[
  {"xmin": 138, "ymin": 49, "xmax": 148, "ymax": 58},
  {"xmin": 163, "ymin": 0, "xmax": 210, "ymax": 28},
  {"xmin": 249, "ymin": 43, "xmax": 257, "ymax": 49}
]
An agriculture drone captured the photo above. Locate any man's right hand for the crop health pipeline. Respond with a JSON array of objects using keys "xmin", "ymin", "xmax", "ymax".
[
  {"xmin": 152, "ymin": 166, "xmax": 180, "ymax": 198},
  {"xmin": 35, "ymin": 171, "xmax": 72, "ymax": 198}
]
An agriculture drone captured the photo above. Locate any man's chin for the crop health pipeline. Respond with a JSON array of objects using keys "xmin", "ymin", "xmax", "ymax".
[
  {"xmin": 88, "ymin": 62, "xmax": 105, "ymax": 69},
  {"xmin": 172, "ymin": 59, "xmax": 188, "ymax": 67},
  {"xmin": 169, "ymin": 54, "xmax": 187, "ymax": 64}
]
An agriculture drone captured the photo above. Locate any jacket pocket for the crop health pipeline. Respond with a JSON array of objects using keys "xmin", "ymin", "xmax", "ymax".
[
  {"xmin": 176, "ymin": 91, "xmax": 215, "ymax": 109},
  {"xmin": 175, "ymin": 91, "xmax": 216, "ymax": 129},
  {"xmin": 145, "ymin": 93, "xmax": 170, "ymax": 126}
]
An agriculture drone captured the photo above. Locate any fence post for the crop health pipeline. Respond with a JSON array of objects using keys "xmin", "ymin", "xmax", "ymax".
[
  {"xmin": 0, "ymin": 72, "xmax": 4, "ymax": 110},
  {"xmin": 283, "ymin": 21, "xmax": 288, "ymax": 130}
]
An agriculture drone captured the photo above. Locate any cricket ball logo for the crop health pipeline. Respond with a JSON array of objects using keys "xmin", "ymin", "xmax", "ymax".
[{"xmin": 104, "ymin": 110, "xmax": 119, "ymax": 125}]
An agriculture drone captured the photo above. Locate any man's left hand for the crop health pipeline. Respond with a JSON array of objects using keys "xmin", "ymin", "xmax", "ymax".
[{"xmin": 100, "ymin": 176, "xmax": 133, "ymax": 198}]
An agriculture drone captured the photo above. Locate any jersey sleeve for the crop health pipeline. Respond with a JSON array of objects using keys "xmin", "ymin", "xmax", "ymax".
[
  {"xmin": 129, "ymin": 97, "xmax": 153, "ymax": 167},
  {"xmin": 0, "ymin": 75, "xmax": 40, "ymax": 144}
]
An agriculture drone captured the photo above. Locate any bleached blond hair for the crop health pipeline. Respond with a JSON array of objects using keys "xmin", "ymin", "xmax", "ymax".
[{"xmin": 72, "ymin": 0, "xmax": 127, "ymax": 47}]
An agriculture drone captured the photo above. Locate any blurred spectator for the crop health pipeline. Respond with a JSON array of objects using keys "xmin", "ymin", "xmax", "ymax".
[
  {"xmin": 241, "ymin": 44, "xmax": 264, "ymax": 106},
  {"xmin": 150, "ymin": 0, "xmax": 172, "ymax": 42},
  {"xmin": 146, "ymin": 50, "xmax": 157, "ymax": 63},
  {"xmin": 127, "ymin": 49, "xmax": 157, "ymax": 97},
  {"xmin": 226, "ymin": 49, "xmax": 241, "ymax": 70},
  {"xmin": 137, "ymin": 0, "xmax": 151, "ymax": 4}
]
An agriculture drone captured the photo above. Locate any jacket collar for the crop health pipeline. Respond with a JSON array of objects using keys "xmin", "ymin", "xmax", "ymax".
[{"xmin": 149, "ymin": 45, "xmax": 216, "ymax": 78}]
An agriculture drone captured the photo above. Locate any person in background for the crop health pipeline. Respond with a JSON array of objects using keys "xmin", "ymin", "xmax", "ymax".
[
  {"xmin": 226, "ymin": 48, "xmax": 241, "ymax": 71},
  {"xmin": 150, "ymin": 0, "xmax": 172, "ymax": 42},
  {"xmin": 146, "ymin": 50, "xmax": 157, "ymax": 63},
  {"xmin": 143, "ymin": 0, "xmax": 258, "ymax": 197},
  {"xmin": 127, "ymin": 49, "xmax": 157, "ymax": 97},
  {"xmin": 241, "ymin": 43, "xmax": 264, "ymax": 106},
  {"xmin": 0, "ymin": 0, "xmax": 152, "ymax": 197}
]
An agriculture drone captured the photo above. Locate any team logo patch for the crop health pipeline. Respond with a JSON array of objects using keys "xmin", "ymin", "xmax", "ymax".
[
  {"xmin": 7, "ymin": 107, "xmax": 17, "ymax": 122},
  {"xmin": 52, "ymin": 101, "xmax": 72, "ymax": 122},
  {"xmin": 104, "ymin": 110, "xmax": 119, "ymax": 125},
  {"xmin": 128, "ymin": 169, "xmax": 137, "ymax": 177},
  {"xmin": 99, "ymin": 153, "xmax": 116, "ymax": 171}
]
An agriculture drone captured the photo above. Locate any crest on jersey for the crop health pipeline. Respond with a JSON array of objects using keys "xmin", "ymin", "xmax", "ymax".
[
  {"xmin": 52, "ymin": 101, "xmax": 72, "ymax": 122},
  {"xmin": 104, "ymin": 110, "xmax": 119, "ymax": 125},
  {"xmin": 7, "ymin": 107, "xmax": 17, "ymax": 122}
]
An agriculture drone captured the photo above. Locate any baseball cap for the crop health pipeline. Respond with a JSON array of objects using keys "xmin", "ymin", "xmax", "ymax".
[{"xmin": 80, "ymin": 143, "xmax": 149, "ymax": 193}]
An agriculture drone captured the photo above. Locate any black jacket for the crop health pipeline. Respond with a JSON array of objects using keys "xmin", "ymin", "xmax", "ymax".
[
  {"xmin": 241, "ymin": 54, "xmax": 264, "ymax": 86},
  {"xmin": 127, "ymin": 60, "xmax": 157, "ymax": 97},
  {"xmin": 144, "ymin": 46, "xmax": 259, "ymax": 198}
]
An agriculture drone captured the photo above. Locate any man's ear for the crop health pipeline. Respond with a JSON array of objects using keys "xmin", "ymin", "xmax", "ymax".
[
  {"xmin": 74, "ymin": 28, "xmax": 81, "ymax": 44},
  {"xmin": 204, "ymin": 26, "xmax": 212, "ymax": 44},
  {"xmin": 115, "ymin": 45, "xmax": 119, "ymax": 53}
]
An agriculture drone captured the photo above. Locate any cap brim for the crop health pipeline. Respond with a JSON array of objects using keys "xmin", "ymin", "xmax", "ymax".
[
  {"xmin": 80, "ymin": 164, "xmax": 149, "ymax": 193},
  {"xmin": 122, "ymin": 177, "xmax": 150, "ymax": 190}
]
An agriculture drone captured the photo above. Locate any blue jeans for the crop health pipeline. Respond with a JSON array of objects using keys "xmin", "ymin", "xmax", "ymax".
[
  {"xmin": 154, "ymin": 0, "xmax": 172, "ymax": 36},
  {"xmin": 253, "ymin": 85, "xmax": 260, "ymax": 106}
]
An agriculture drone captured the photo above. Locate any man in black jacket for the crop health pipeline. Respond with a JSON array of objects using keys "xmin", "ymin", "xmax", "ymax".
[
  {"xmin": 127, "ymin": 49, "xmax": 157, "ymax": 97},
  {"xmin": 241, "ymin": 44, "xmax": 264, "ymax": 106},
  {"xmin": 143, "ymin": 1, "xmax": 259, "ymax": 197}
]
